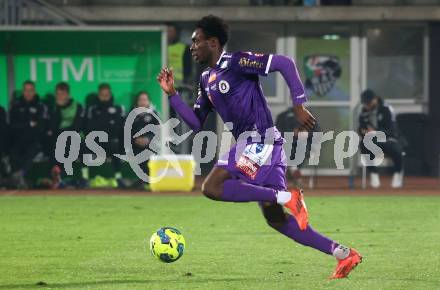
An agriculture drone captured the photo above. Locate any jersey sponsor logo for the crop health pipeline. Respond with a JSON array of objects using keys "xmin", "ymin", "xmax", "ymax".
[
  {"xmin": 238, "ymin": 57, "xmax": 264, "ymax": 69},
  {"xmin": 208, "ymin": 73, "xmax": 217, "ymax": 84},
  {"xmin": 219, "ymin": 80, "xmax": 230, "ymax": 94},
  {"xmin": 236, "ymin": 155, "xmax": 259, "ymax": 180}
]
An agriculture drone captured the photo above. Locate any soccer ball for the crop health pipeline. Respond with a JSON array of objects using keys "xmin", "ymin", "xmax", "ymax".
[{"xmin": 149, "ymin": 227, "xmax": 186, "ymax": 263}]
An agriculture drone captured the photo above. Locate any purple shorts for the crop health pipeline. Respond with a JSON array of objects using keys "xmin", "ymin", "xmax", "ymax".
[{"xmin": 215, "ymin": 141, "xmax": 287, "ymax": 191}]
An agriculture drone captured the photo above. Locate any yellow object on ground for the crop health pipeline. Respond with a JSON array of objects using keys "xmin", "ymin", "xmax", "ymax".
[
  {"xmin": 148, "ymin": 155, "xmax": 195, "ymax": 192},
  {"xmin": 90, "ymin": 176, "xmax": 118, "ymax": 188}
]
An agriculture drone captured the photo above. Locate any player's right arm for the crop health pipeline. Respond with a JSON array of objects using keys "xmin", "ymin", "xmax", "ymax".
[{"xmin": 157, "ymin": 67, "xmax": 212, "ymax": 132}]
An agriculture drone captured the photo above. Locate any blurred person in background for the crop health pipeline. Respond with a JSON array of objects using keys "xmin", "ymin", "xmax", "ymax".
[
  {"xmin": 84, "ymin": 83, "xmax": 125, "ymax": 188},
  {"xmin": 8, "ymin": 80, "xmax": 48, "ymax": 188},
  {"xmin": 358, "ymin": 89, "xmax": 403, "ymax": 189},
  {"xmin": 47, "ymin": 82, "xmax": 85, "ymax": 189},
  {"xmin": 167, "ymin": 24, "xmax": 193, "ymax": 88},
  {"xmin": 168, "ymin": 23, "xmax": 197, "ymax": 154},
  {"xmin": 130, "ymin": 91, "xmax": 160, "ymax": 188}
]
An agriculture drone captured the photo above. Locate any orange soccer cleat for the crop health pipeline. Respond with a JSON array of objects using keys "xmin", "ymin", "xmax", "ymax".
[
  {"xmin": 330, "ymin": 248, "xmax": 363, "ymax": 279},
  {"xmin": 284, "ymin": 188, "xmax": 309, "ymax": 231}
]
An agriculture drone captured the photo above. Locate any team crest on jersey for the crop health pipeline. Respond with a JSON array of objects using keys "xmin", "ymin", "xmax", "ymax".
[
  {"xmin": 219, "ymin": 80, "xmax": 230, "ymax": 94},
  {"xmin": 108, "ymin": 107, "xmax": 116, "ymax": 114}
]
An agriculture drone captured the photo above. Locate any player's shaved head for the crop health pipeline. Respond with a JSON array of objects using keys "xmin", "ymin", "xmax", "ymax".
[{"xmin": 195, "ymin": 15, "xmax": 229, "ymax": 47}]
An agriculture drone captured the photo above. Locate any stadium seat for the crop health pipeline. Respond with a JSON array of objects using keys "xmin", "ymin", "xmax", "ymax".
[{"xmin": 395, "ymin": 113, "xmax": 432, "ymax": 176}]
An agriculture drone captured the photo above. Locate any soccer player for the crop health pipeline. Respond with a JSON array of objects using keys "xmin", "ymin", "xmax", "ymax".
[{"xmin": 157, "ymin": 15, "xmax": 362, "ymax": 279}]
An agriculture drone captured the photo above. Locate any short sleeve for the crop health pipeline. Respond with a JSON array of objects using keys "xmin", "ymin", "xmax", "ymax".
[{"xmin": 230, "ymin": 51, "xmax": 273, "ymax": 76}]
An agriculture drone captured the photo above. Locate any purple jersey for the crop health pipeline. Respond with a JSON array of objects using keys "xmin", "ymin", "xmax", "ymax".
[
  {"xmin": 168, "ymin": 51, "xmax": 306, "ymax": 188},
  {"xmin": 194, "ymin": 51, "xmax": 285, "ymax": 141}
]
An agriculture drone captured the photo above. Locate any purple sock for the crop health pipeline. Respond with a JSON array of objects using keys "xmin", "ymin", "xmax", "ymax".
[
  {"xmin": 222, "ymin": 179, "xmax": 277, "ymax": 202},
  {"xmin": 276, "ymin": 215, "xmax": 338, "ymax": 255}
]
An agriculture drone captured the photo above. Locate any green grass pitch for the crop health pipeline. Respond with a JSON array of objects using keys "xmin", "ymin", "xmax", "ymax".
[{"xmin": 0, "ymin": 194, "xmax": 439, "ymax": 290}]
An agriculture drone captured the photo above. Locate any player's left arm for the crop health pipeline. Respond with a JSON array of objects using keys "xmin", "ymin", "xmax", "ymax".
[
  {"xmin": 231, "ymin": 52, "xmax": 316, "ymax": 131},
  {"xmin": 268, "ymin": 54, "xmax": 316, "ymax": 131}
]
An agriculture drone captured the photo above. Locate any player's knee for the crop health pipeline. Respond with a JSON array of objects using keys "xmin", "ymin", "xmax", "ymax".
[{"xmin": 201, "ymin": 180, "xmax": 222, "ymax": 200}]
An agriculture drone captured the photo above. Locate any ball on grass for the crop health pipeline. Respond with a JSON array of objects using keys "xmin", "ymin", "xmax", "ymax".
[{"xmin": 149, "ymin": 227, "xmax": 185, "ymax": 263}]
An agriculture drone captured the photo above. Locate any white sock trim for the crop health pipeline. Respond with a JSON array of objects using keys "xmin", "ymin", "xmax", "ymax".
[
  {"xmin": 332, "ymin": 245, "xmax": 350, "ymax": 260},
  {"xmin": 276, "ymin": 190, "xmax": 291, "ymax": 205}
]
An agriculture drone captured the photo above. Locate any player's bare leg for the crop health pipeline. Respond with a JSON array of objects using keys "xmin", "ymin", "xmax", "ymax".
[
  {"xmin": 202, "ymin": 166, "xmax": 276, "ymax": 202},
  {"xmin": 201, "ymin": 167, "xmax": 232, "ymax": 200},
  {"xmin": 259, "ymin": 202, "xmax": 362, "ymax": 279}
]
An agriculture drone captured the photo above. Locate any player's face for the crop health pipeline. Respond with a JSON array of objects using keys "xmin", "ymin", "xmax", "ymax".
[
  {"xmin": 98, "ymin": 88, "xmax": 111, "ymax": 102},
  {"xmin": 23, "ymin": 84, "xmax": 36, "ymax": 102},
  {"xmin": 55, "ymin": 89, "xmax": 70, "ymax": 106},
  {"xmin": 190, "ymin": 28, "xmax": 211, "ymax": 64}
]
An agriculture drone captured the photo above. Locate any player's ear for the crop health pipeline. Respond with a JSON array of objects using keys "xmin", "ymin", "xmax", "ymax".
[{"xmin": 207, "ymin": 37, "xmax": 218, "ymax": 49}]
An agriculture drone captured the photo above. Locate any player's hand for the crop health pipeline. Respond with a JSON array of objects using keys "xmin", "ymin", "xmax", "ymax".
[
  {"xmin": 157, "ymin": 67, "xmax": 177, "ymax": 96},
  {"xmin": 293, "ymin": 104, "xmax": 316, "ymax": 131}
]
